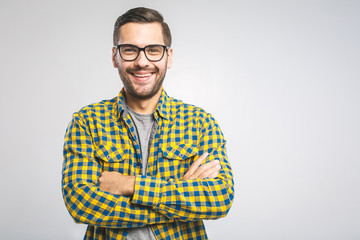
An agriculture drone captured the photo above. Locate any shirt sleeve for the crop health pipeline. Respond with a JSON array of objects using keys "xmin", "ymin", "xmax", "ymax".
[
  {"xmin": 61, "ymin": 113, "xmax": 173, "ymax": 228},
  {"xmin": 131, "ymin": 113, "xmax": 235, "ymax": 221}
]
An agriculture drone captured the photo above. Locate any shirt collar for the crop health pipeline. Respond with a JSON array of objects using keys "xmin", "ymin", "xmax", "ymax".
[{"xmin": 115, "ymin": 88, "xmax": 171, "ymax": 121}]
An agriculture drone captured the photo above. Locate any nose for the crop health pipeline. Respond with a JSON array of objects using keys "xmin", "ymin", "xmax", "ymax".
[{"xmin": 134, "ymin": 50, "xmax": 150, "ymax": 67}]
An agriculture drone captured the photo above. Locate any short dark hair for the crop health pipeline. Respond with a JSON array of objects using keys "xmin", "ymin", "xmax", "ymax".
[{"xmin": 113, "ymin": 7, "xmax": 172, "ymax": 47}]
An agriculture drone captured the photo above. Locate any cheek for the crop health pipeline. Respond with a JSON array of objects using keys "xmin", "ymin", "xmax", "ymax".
[
  {"xmin": 156, "ymin": 62, "xmax": 168, "ymax": 73},
  {"xmin": 118, "ymin": 63, "xmax": 131, "ymax": 74}
]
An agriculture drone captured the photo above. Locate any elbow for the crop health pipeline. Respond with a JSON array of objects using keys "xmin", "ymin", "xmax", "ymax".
[
  {"xmin": 62, "ymin": 183, "xmax": 102, "ymax": 225},
  {"xmin": 215, "ymin": 193, "xmax": 234, "ymax": 219},
  {"xmin": 62, "ymin": 181, "xmax": 116, "ymax": 226},
  {"xmin": 62, "ymin": 186, "xmax": 88, "ymax": 224},
  {"xmin": 221, "ymin": 194, "xmax": 234, "ymax": 218},
  {"xmin": 214, "ymin": 183, "xmax": 235, "ymax": 219}
]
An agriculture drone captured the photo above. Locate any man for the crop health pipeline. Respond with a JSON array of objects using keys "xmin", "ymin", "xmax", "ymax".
[{"xmin": 62, "ymin": 7, "xmax": 234, "ymax": 240}]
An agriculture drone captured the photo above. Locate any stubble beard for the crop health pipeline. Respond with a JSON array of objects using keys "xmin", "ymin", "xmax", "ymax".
[{"xmin": 119, "ymin": 66, "xmax": 167, "ymax": 100}]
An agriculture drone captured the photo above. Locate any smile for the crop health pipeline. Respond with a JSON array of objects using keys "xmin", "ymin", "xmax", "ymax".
[{"xmin": 133, "ymin": 73, "xmax": 152, "ymax": 78}]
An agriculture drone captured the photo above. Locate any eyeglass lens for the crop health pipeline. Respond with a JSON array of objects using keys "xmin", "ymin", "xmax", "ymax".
[{"xmin": 119, "ymin": 45, "xmax": 165, "ymax": 61}]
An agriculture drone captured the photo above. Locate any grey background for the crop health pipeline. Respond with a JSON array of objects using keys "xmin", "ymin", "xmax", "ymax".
[{"xmin": 1, "ymin": 0, "xmax": 359, "ymax": 239}]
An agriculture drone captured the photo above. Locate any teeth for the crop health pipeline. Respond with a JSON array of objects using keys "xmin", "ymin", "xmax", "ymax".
[{"xmin": 134, "ymin": 73, "xmax": 151, "ymax": 77}]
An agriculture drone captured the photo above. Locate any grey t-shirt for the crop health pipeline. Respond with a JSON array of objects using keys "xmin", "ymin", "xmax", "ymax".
[{"xmin": 126, "ymin": 106, "xmax": 157, "ymax": 240}]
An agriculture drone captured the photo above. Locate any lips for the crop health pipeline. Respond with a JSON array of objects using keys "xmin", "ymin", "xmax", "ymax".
[
  {"xmin": 133, "ymin": 73, "xmax": 152, "ymax": 78},
  {"xmin": 126, "ymin": 66, "xmax": 158, "ymax": 83},
  {"xmin": 130, "ymin": 72, "xmax": 154, "ymax": 83}
]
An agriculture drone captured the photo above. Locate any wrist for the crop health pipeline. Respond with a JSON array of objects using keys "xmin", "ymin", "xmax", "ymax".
[{"xmin": 127, "ymin": 175, "xmax": 135, "ymax": 195}]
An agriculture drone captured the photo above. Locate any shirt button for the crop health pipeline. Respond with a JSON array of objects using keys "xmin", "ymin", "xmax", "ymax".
[
  {"xmin": 179, "ymin": 154, "xmax": 184, "ymax": 158},
  {"xmin": 106, "ymin": 155, "xmax": 111, "ymax": 160},
  {"xmin": 137, "ymin": 162, "xmax": 141, "ymax": 166}
]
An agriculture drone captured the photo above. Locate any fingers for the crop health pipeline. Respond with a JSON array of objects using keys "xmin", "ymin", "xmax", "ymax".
[
  {"xmin": 98, "ymin": 172, "xmax": 105, "ymax": 183},
  {"xmin": 197, "ymin": 160, "xmax": 221, "ymax": 179},
  {"xmin": 98, "ymin": 171, "xmax": 131, "ymax": 195},
  {"xmin": 192, "ymin": 160, "xmax": 220, "ymax": 179},
  {"xmin": 98, "ymin": 171, "xmax": 115, "ymax": 189},
  {"xmin": 183, "ymin": 152, "xmax": 208, "ymax": 180},
  {"xmin": 99, "ymin": 171, "xmax": 110, "ymax": 183},
  {"xmin": 183, "ymin": 152, "xmax": 222, "ymax": 180}
]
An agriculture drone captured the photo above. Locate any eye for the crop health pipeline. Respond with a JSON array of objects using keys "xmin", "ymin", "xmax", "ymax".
[
  {"xmin": 146, "ymin": 46, "xmax": 162, "ymax": 55},
  {"xmin": 121, "ymin": 46, "xmax": 138, "ymax": 55}
]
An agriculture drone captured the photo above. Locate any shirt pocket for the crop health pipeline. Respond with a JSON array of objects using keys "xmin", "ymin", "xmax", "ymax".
[
  {"xmin": 94, "ymin": 144, "xmax": 129, "ymax": 173},
  {"xmin": 161, "ymin": 144, "xmax": 198, "ymax": 179}
]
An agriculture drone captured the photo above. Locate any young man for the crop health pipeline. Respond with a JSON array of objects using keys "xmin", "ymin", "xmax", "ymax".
[{"xmin": 62, "ymin": 7, "xmax": 234, "ymax": 240}]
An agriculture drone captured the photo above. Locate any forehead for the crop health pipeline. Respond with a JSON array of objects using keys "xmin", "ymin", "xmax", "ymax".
[{"xmin": 118, "ymin": 22, "xmax": 164, "ymax": 46}]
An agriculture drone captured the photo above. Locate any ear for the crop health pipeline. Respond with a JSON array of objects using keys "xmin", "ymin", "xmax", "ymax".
[
  {"xmin": 112, "ymin": 47, "xmax": 118, "ymax": 68},
  {"xmin": 166, "ymin": 48, "xmax": 173, "ymax": 69}
]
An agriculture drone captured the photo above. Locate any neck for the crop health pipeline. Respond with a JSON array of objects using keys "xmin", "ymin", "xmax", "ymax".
[{"xmin": 124, "ymin": 89, "xmax": 162, "ymax": 114}]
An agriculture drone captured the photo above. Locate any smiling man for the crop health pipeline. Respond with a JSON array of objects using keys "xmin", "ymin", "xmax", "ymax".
[{"xmin": 62, "ymin": 7, "xmax": 234, "ymax": 240}]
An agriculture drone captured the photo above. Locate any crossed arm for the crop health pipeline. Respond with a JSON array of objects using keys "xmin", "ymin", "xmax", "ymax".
[
  {"xmin": 62, "ymin": 113, "xmax": 234, "ymax": 228},
  {"xmin": 98, "ymin": 152, "xmax": 221, "ymax": 196}
]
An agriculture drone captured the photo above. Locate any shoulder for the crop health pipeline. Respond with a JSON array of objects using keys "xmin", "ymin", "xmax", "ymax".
[
  {"xmin": 169, "ymin": 96, "xmax": 206, "ymax": 115},
  {"xmin": 167, "ymin": 96, "xmax": 225, "ymax": 140},
  {"xmin": 72, "ymin": 97, "xmax": 117, "ymax": 121},
  {"xmin": 167, "ymin": 96, "xmax": 216, "ymax": 125}
]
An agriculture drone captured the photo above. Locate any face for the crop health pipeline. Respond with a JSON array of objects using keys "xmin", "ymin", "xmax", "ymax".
[{"xmin": 112, "ymin": 22, "xmax": 173, "ymax": 100}]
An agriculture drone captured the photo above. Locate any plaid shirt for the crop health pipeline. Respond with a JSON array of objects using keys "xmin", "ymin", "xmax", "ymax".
[{"xmin": 62, "ymin": 89, "xmax": 234, "ymax": 240}]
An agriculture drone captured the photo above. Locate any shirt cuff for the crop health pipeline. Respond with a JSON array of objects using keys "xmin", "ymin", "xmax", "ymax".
[{"xmin": 132, "ymin": 175, "xmax": 163, "ymax": 207}]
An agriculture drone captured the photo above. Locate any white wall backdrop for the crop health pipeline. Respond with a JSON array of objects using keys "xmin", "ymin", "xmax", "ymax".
[{"xmin": 0, "ymin": 0, "xmax": 359, "ymax": 239}]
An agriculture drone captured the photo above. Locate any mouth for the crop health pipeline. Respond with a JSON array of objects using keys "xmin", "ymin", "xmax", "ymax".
[
  {"xmin": 133, "ymin": 73, "xmax": 152, "ymax": 78},
  {"xmin": 129, "ymin": 70, "xmax": 156, "ymax": 83}
]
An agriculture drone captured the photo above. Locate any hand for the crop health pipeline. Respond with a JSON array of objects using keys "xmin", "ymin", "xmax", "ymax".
[
  {"xmin": 182, "ymin": 152, "xmax": 221, "ymax": 180},
  {"xmin": 99, "ymin": 172, "xmax": 135, "ymax": 196}
]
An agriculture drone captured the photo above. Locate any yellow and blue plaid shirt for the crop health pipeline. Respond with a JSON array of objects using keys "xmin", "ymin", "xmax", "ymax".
[{"xmin": 62, "ymin": 89, "xmax": 234, "ymax": 240}]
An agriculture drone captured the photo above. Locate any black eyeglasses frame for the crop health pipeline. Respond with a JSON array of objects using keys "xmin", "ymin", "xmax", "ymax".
[{"xmin": 115, "ymin": 44, "xmax": 169, "ymax": 62}]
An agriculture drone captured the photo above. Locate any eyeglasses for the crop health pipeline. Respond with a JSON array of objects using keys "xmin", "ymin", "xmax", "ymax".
[{"xmin": 115, "ymin": 44, "xmax": 169, "ymax": 62}]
